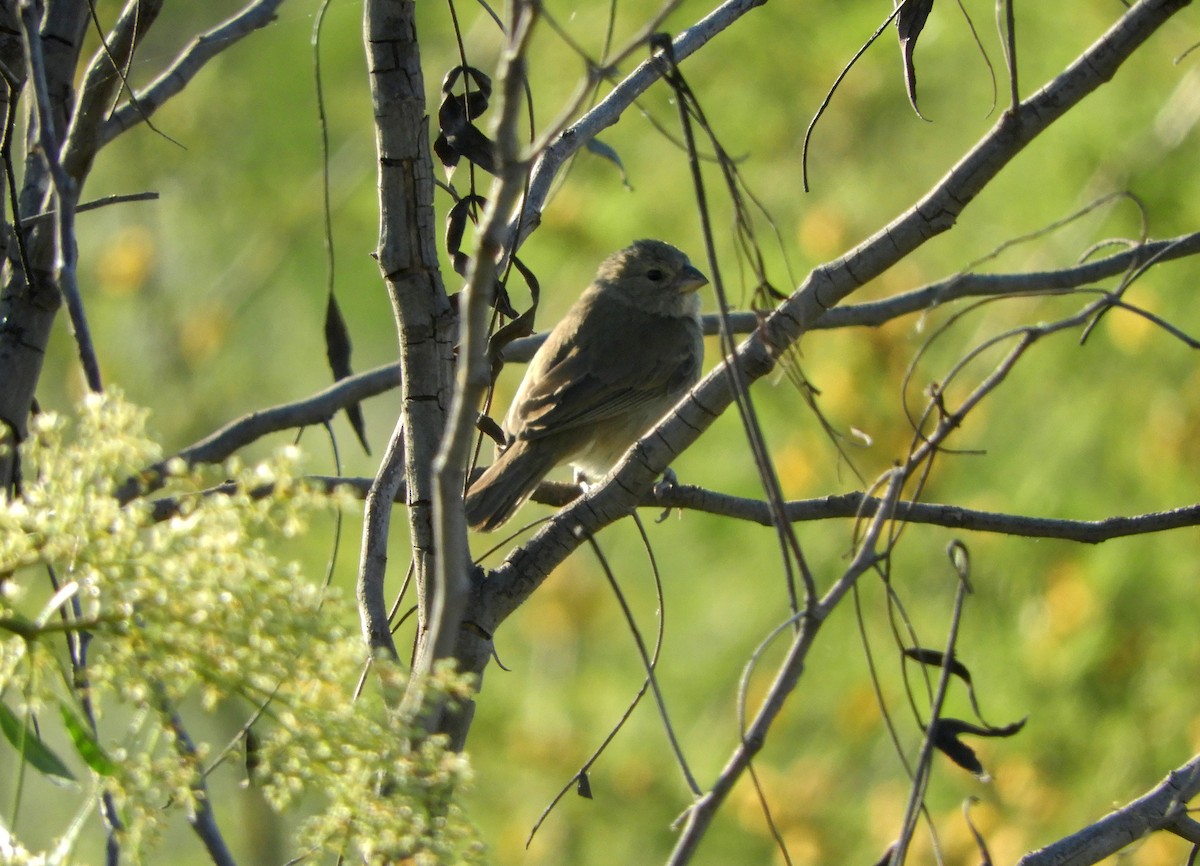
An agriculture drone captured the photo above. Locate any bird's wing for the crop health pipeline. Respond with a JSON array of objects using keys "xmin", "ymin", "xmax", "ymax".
[{"xmin": 514, "ymin": 307, "xmax": 701, "ymax": 440}]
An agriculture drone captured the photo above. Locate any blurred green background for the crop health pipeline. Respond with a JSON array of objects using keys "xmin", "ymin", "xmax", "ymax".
[{"xmin": 11, "ymin": 0, "xmax": 1200, "ymax": 864}]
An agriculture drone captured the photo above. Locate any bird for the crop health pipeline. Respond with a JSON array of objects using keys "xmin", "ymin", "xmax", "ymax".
[{"xmin": 464, "ymin": 239, "xmax": 708, "ymax": 531}]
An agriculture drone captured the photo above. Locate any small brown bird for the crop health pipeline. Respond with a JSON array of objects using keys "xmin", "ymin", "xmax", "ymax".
[{"xmin": 465, "ymin": 239, "xmax": 708, "ymax": 531}]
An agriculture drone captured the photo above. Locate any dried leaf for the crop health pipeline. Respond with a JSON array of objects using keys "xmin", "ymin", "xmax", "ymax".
[
  {"xmin": 476, "ymin": 413, "xmax": 507, "ymax": 447},
  {"xmin": 444, "ymin": 196, "xmax": 518, "ymax": 319},
  {"xmin": 434, "ymin": 65, "xmax": 497, "ymax": 174},
  {"xmin": 904, "ymin": 644, "xmax": 1006, "ymax": 728},
  {"xmin": 485, "ymin": 255, "xmax": 540, "ymax": 373},
  {"xmin": 244, "ymin": 725, "xmax": 260, "ymax": 782},
  {"xmin": 897, "ymin": 0, "xmax": 934, "ymax": 119},
  {"xmin": 324, "ymin": 294, "xmax": 370, "ymax": 454},
  {"xmin": 903, "ymin": 647, "xmax": 973, "ymax": 686},
  {"xmin": 445, "ymin": 196, "xmax": 484, "ymax": 278},
  {"xmin": 932, "ymin": 717, "xmax": 1026, "ymax": 778},
  {"xmin": 576, "ymin": 771, "xmax": 593, "ymax": 799}
]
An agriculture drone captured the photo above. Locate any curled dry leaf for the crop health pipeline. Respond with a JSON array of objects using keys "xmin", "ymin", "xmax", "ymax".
[
  {"xmin": 896, "ymin": 0, "xmax": 935, "ymax": 119},
  {"xmin": 434, "ymin": 65, "xmax": 497, "ymax": 174}
]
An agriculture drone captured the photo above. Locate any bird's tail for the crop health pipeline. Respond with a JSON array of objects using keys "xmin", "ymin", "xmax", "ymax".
[{"xmin": 465, "ymin": 440, "xmax": 559, "ymax": 532}]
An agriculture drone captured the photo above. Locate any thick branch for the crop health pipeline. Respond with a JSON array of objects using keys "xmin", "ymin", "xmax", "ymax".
[
  {"xmin": 1017, "ymin": 755, "xmax": 1200, "ymax": 866},
  {"xmin": 0, "ymin": 0, "xmax": 91, "ymax": 478},
  {"xmin": 358, "ymin": 0, "xmax": 452, "ymax": 659}
]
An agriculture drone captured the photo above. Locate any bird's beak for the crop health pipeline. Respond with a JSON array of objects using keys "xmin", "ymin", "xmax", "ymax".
[{"xmin": 676, "ymin": 263, "xmax": 709, "ymax": 293}]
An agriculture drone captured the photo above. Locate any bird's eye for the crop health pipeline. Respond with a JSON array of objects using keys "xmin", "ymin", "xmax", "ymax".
[{"xmin": 646, "ymin": 268, "xmax": 664, "ymax": 281}]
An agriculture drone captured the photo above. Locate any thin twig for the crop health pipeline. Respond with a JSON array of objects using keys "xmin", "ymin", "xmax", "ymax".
[
  {"xmin": 667, "ymin": 470, "xmax": 907, "ymax": 864},
  {"xmin": 511, "ymin": 0, "xmax": 766, "ymax": 249},
  {"xmin": 526, "ymin": 512, "xmax": 669, "ymax": 846},
  {"xmin": 62, "ymin": 0, "xmax": 166, "ymax": 183},
  {"xmin": 585, "ymin": 534, "xmax": 700, "ymax": 796},
  {"xmin": 19, "ymin": 190, "xmax": 160, "ymax": 227},
  {"xmin": 998, "ymin": 0, "xmax": 1018, "ymax": 110},
  {"xmin": 152, "ymin": 475, "xmax": 1200, "ymax": 546},
  {"xmin": 162, "ymin": 706, "xmax": 239, "ymax": 866},
  {"xmin": 890, "ymin": 559, "xmax": 972, "ymax": 865},
  {"xmin": 420, "ymin": 0, "xmax": 538, "ymax": 729},
  {"xmin": 657, "ymin": 36, "xmax": 817, "ymax": 613}
]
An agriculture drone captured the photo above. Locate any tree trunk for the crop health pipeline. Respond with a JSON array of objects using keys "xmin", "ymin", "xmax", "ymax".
[{"xmin": 360, "ymin": 0, "xmax": 454, "ymax": 664}]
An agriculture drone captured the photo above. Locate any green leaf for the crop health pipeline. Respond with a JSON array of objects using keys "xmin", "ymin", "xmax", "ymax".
[
  {"xmin": 586, "ymin": 138, "xmax": 632, "ymax": 189},
  {"xmin": 59, "ymin": 702, "xmax": 117, "ymax": 776},
  {"xmin": 0, "ymin": 702, "xmax": 76, "ymax": 783}
]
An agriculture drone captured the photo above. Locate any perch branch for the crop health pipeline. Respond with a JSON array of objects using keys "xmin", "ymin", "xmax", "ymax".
[{"xmin": 125, "ymin": 223, "xmax": 1198, "ymax": 502}]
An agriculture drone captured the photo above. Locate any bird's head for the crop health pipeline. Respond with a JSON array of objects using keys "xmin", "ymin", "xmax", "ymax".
[{"xmin": 596, "ymin": 239, "xmax": 708, "ymax": 316}]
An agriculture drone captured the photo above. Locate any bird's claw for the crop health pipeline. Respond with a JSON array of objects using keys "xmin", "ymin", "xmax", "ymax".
[
  {"xmin": 653, "ymin": 467, "xmax": 680, "ymax": 498},
  {"xmin": 654, "ymin": 468, "xmax": 680, "ymax": 522}
]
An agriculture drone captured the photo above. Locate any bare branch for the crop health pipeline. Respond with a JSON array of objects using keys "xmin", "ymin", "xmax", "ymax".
[
  {"xmin": 62, "ymin": 0, "xmax": 164, "ymax": 182},
  {"xmin": 118, "ymin": 363, "xmax": 401, "ymax": 504},
  {"xmin": 21, "ymin": 190, "xmax": 160, "ymax": 227},
  {"xmin": 513, "ymin": 0, "xmax": 766, "ymax": 248},
  {"xmin": 97, "ymin": 1, "xmax": 286, "ymax": 148},
  {"xmin": 0, "ymin": 3, "xmax": 91, "ymax": 470},
  {"xmin": 645, "ymin": 486, "xmax": 1200, "ymax": 543},
  {"xmin": 152, "ymin": 476, "xmax": 1200, "ymax": 549},
  {"xmin": 667, "ymin": 470, "xmax": 907, "ymax": 864},
  {"xmin": 1017, "ymin": 755, "xmax": 1200, "ymax": 866},
  {"xmin": 812, "ymin": 230, "xmax": 1200, "ymax": 330},
  {"xmin": 359, "ymin": 421, "xmax": 406, "ymax": 658}
]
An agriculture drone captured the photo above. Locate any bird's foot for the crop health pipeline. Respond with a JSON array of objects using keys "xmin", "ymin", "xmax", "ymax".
[{"xmin": 654, "ymin": 468, "xmax": 680, "ymax": 523}]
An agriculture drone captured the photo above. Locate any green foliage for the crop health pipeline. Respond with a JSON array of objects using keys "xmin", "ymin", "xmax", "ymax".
[{"xmin": 0, "ymin": 393, "xmax": 481, "ymax": 864}]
